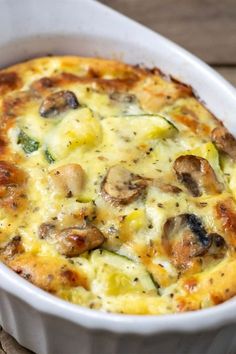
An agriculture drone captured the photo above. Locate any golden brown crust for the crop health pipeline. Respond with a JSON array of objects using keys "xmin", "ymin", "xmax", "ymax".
[
  {"xmin": 0, "ymin": 72, "xmax": 22, "ymax": 95},
  {"xmin": 215, "ymin": 198, "xmax": 236, "ymax": 247},
  {"xmin": 3, "ymin": 253, "xmax": 88, "ymax": 293},
  {"xmin": 0, "ymin": 161, "xmax": 27, "ymax": 211},
  {"xmin": 172, "ymin": 107, "xmax": 211, "ymax": 135},
  {"xmin": 211, "ymin": 126, "xmax": 236, "ymax": 160}
]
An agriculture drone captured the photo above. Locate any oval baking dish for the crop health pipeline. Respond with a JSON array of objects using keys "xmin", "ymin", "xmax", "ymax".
[{"xmin": 0, "ymin": 1, "xmax": 236, "ymax": 354}]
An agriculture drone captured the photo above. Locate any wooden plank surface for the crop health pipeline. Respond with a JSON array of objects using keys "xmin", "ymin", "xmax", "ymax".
[
  {"xmin": 214, "ymin": 66, "xmax": 236, "ymax": 87},
  {"xmin": 99, "ymin": 0, "xmax": 236, "ymax": 87},
  {"xmin": 99, "ymin": 0, "xmax": 236, "ymax": 65},
  {"xmin": 2, "ymin": 1, "xmax": 236, "ymax": 353}
]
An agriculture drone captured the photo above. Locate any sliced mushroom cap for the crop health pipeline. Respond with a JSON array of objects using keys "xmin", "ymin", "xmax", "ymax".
[
  {"xmin": 207, "ymin": 233, "xmax": 227, "ymax": 259},
  {"xmin": 49, "ymin": 163, "xmax": 85, "ymax": 197},
  {"xmin": 56, "ymin": 225, "xmax": 105, "ymax": 257},
  {"xmin": 162, "ymin": 214, "xmax": 212, "ymax": 269},
  {"xmin": 39, "ymin": 90, "xmax": 79, "ymax": 118},
  {"xmin": 101, "ymin": 165, "xmax": 147, "ymax": 205},
  {"xmin": 109, "ymin": 92, "xmax": 137, "ymax": 104},
  {"xmin": 1, "ymin": 236, "xmax": 24, "ymax": 258},
  {"xmin": 173, "ymin": 155, "xmax": 222, "ymax": 197},
  {"xmin": 158, "ymin": 183, "xmax": 182, "ymax": 194},
  {"xmin": 211, "ymin": 126, "xmax": 236, "ymax": 160},
  {"xmin": 38, "ymin": 223, "xmax": 56, "ymax": 239}
]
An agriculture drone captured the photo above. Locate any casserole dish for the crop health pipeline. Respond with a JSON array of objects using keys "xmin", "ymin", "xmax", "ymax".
[{"xmin": 0, "ymin": 0, "xmax": 236, "ymax": 353}]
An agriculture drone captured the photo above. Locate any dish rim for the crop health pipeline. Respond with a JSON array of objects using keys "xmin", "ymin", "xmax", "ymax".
[
  {"xmin": 0, "ymin": 0, "xmax": 236, "ymax": 336},
  {"xmin": 1, "ymin": 261, "xmax": 236, "ymax": 334}
]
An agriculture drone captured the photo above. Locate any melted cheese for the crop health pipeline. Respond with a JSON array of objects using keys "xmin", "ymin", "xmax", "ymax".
[{"xmin": 0, "ymin": 56, "xmax": 235, "ymax": 314}]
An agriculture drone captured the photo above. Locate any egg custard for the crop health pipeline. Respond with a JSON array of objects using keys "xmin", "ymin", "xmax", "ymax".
[{"xmin": 0, "ymin": 56, "xmax": 236, "ymax": 315}]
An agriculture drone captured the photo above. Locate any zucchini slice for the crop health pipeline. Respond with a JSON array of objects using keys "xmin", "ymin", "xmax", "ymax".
[
  {"xmin": 90, "ymin": 249, "xmax": 158, "ymax": 296},
  {"xmin": 103, "ymin": 114, "xmax": 178, "ymax": 143}
]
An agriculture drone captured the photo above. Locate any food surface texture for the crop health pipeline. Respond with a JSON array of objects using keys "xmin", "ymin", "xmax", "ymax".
[{"xmin": 0, "ymin": 56, "xmax": 235, "ymax": 315}]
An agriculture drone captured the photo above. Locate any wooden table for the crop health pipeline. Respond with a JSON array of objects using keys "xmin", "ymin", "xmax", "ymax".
[
  {"xmin": 3, "ymin": 0, "xmax": 236, "ymax": 353},
  {"xmin": 100, "ymin": 0, "xmax": 236, "ymax": 86}
]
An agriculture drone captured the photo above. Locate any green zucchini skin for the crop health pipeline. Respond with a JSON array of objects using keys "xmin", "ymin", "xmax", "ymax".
[
  {"xmin": 17, "ymin": 130, "xmax": 40, "ymax": 154},
  {"xmin": 44, "ymin": 149, "xmax": 55, "ymax": 164}
]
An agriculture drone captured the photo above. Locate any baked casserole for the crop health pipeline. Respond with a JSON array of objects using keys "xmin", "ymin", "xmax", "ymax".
[{"xmin": 0, "ymin": 56, "xmax": 235, "ymax": 314}]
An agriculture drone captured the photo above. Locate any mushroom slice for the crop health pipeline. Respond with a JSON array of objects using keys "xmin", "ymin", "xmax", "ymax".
[
  {"xmin": 173, "ymin": 155, "xmax": 222, "ymax": 197},
  {"xmin": 49, "ymin": 163, "xmax": 85, "ymax": 197},
  {"xmin": 38, "ymin": 223, "xmax": 56, "ymax": 239},
  {"xmin": 109, "ymin": 92, "xmax": 137, "ymax": 104},
  {"xmin": 152, "ymin": 179, "xmax": 182, "ymax": 194},
  {"xmin": 207, "ymin": 233, "xmax": 227, "ymax": 259},
  {"xmin": 39, "ymin": 90, "xmax": 79, "ymax": 118},
  {"xmin": 162, "ymin": 214, "xmax": 211, "ymax": 269},
  {"xmin": 158, "ymin": 183, "xmax": 182, "ymax": 194},
  {"xmin": 56, "ymin": 225, "xmax": 105, "ymax": 257},
  {"xmin": 101, "ymin": 165, "xmax": 147, "ymax": 205},
  {"xmin": 0, "ymin": 161, "xmax": 27, "ymax": 210},
  {"xmin": 1, "ymin": 236, "xmax": 24, "ymax": 259},
  {"xmin": 211, "ymin": 126, "xmax": 236, "ymax": 160}
]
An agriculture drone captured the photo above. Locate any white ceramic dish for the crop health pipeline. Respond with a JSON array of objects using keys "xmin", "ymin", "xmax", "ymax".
[{"xmin": 0, "ymin": 1, "xmax": 236, "ymax": 353}]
